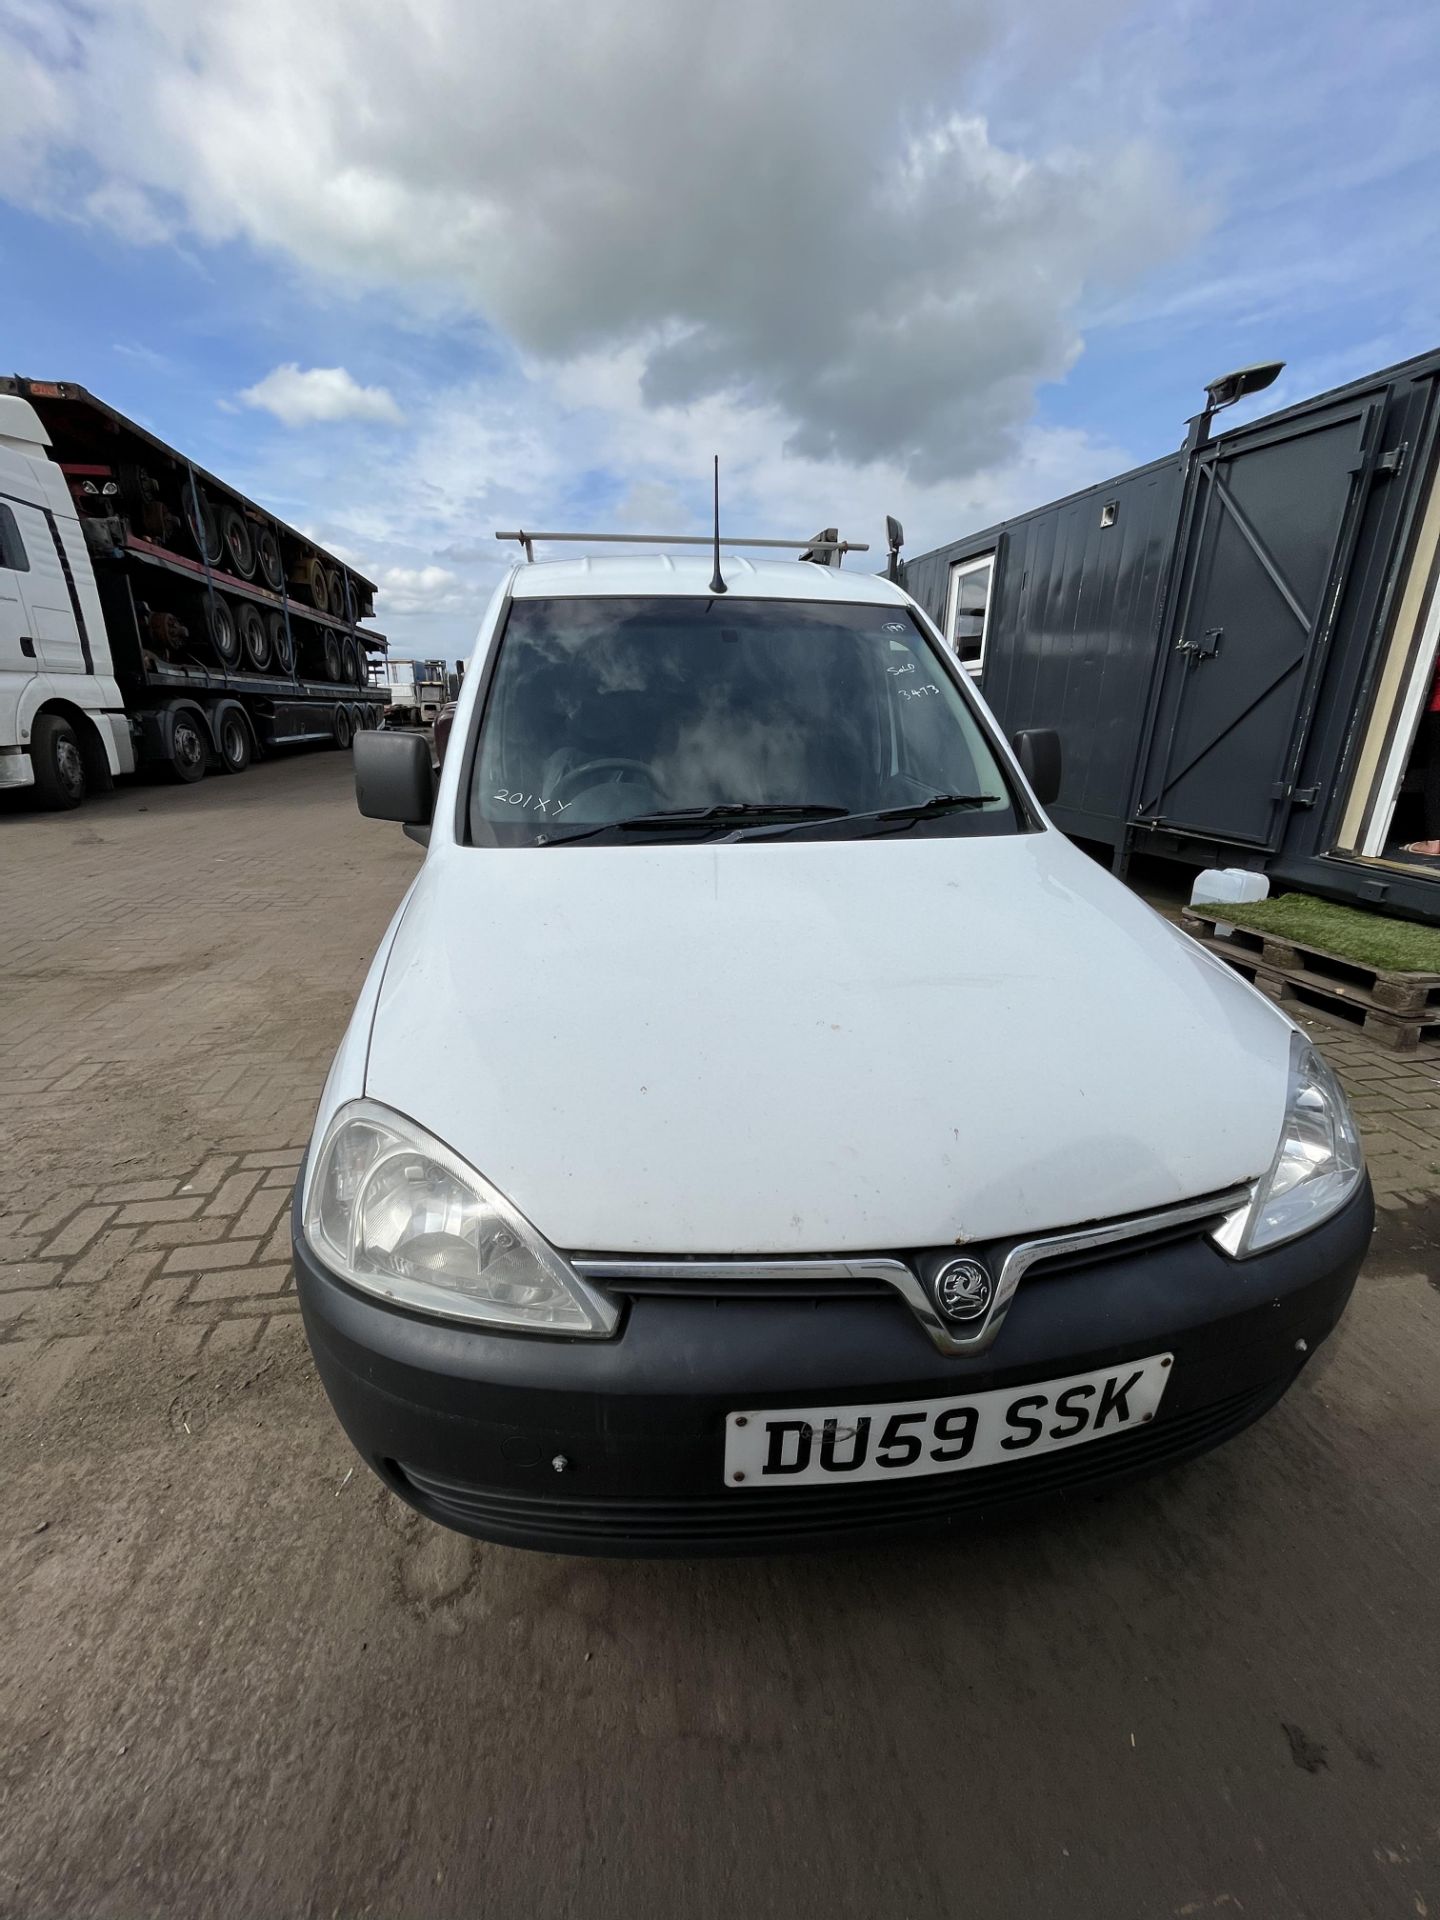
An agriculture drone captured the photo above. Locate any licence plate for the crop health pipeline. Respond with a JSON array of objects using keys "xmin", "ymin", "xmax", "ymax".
[{"xmin": 723, "ymin": 1354, "xmax": 1172, "ymax": 1488}]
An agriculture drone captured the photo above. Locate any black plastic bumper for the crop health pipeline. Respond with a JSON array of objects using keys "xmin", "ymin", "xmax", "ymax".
[{"xmin": 292, "ymin": 1176, "xmax": 1372, "ymax": 1556}]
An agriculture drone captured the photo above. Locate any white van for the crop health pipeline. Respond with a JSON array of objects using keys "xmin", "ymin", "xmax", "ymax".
[{"xmin": 293, "ymin": 546, "xmax": 1370, "ymax": 1555}]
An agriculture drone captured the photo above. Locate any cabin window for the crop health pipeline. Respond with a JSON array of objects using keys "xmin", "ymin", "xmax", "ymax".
[
  {"xmin": 0, "ymin": 504, "xmax": 31, "ymax": 573},
  {"xmin": 944, "ymin": 553, "xmax": 993, "ymax": 674}
]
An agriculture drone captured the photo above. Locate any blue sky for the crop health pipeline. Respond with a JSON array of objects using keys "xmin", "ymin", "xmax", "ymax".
[{"xmin": 1, "ymin": 0, "xmax": 1436, "ymax": 658}]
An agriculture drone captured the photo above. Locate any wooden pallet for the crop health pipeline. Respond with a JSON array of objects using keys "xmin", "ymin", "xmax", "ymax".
[{"xmin": 1181, "ymin": 908, "xmax": 1440, "ymax": 1053}]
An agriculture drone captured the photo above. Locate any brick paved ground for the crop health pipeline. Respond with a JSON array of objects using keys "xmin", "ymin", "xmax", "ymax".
[
  {"xmin": 0, "ymin": 748, "xmax": 419, "ymax": 1413},
  {"xmin": 1313, "ymin": 1021, "xmax": 1440, "ymax": 1210}
]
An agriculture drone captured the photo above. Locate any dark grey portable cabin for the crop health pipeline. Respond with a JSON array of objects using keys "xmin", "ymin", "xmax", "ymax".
[{"xmin": 902, "ymin": 346, "xmax": 1440, "ymax": 923}]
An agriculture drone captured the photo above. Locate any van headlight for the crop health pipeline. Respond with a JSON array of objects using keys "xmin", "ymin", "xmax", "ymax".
[
  {"xmin": 303, "ymin": 1099, "xmax": 618, "ymax": 1336},
  {"xmin": 1213, "ymin": 1033, "xmax": 1364, "ymax": 1258}
]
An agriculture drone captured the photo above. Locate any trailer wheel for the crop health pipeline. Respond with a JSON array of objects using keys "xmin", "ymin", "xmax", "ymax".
[
  {"xmin": 238, "ymin": 603, "xmax": 271, "ymax": 671},
  {"xmin": 215, "ymin": 708, "xmax": 252, "ymax": 775},
  {"xmin": 254, "ymin": 525, "xmax": 284, "ymax": 593},
  {"xmin": 341, "ymin": 635, "xmax": 359, "ymax": 685},
  {"xmin": 298, "ymin": 557, "xmax": 328, "ymax": 610},
  {"xmin": 332, "ymin": 705, "xmax": 353, "ymax": 751},
  {"xmin": 268, "ymin": 611, "xmax": 294, "ymax": 674},
  {"xmin": 221, "ymin": 507, "xmax": 255, "ymax": 578},
  {"xmin": 168, "ymin": 709, "xmax": 209, "ymax": 783},
  {"xmin": 204, "ymin": 597, "xmax": 242, "ymax": 669},
  {"xmin": 31, "ymin": 713, "xmax": 88, "ymax": 810},
  {"xmin": 184, "ymin": 488, "xmax": 223, "ymax": 565},
  {"xmin": 322, "ymin": 631, "xmax": 341, "ymax": 681}
]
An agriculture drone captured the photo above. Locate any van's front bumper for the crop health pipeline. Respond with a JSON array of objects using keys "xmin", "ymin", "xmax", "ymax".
[{"xmin": 292, "ymin": 1177, "xmax": 1371, "ymax": 1557}]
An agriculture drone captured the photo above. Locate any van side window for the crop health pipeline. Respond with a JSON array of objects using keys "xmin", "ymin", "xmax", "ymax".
[{"xmin": 0, "ymin": 503, "xmax": 31, "ymax": 573}]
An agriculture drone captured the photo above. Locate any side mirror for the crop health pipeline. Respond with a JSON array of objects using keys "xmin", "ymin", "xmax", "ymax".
[
  {"xmin": 885, "ymin": 514, "xmax": 904, "ymax": 583},
  {"xmin": 354, "ymin": 730, "xmax": 435, "ymax": 838},
  {"xmin": 1011, "ymin": 728, "xmax": 1061, "ymax": 807}
]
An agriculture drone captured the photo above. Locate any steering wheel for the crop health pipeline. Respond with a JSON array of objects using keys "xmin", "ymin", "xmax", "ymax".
[{"xmin": 550, "ymin": 757, "xmax": 656, "ymax": 804}]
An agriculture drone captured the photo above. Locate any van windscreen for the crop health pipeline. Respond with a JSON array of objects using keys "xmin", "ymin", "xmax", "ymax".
[{"xmin": 467, "ymin": 596, "xmax": 1022, "ymax": 846}]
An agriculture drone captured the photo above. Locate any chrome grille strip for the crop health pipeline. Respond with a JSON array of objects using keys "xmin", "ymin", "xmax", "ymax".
[
  {"xmin": 975, "ymin": 1183, "xmax": 1254, "ymax": 1356},
  {"xmin": 573, "ymin": 1185, "xmax": 1253, "ymax": 1357},
  {"xmin": 574, "ymin": 1257, "xmax": 913, "ymax": 1285}
]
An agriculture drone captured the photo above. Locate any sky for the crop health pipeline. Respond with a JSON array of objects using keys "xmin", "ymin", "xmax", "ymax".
[{"xmin": 1, "ymin": 0, "xmax": 1437, "ymax": 661}]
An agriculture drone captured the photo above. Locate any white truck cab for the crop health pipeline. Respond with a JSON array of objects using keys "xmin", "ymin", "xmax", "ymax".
[{"xmin": 0, "ymin": 394, "xmax": 131, "ymax": 804}]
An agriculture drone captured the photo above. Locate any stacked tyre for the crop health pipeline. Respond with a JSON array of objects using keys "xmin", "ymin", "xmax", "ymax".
[
  {"xmin": 184, "ymin": 489, "xmax": 223, "ymax": 566},
  {"xmin": 268, "ymin": 611, "xmax": 294, "ymax": 674},
  {"xmin": 220, "ymin": 507, "xmax": 254, "ymax": 579},
  {"xmin": 254, "ymin": 525, "xmax": 284, "ymax": 593},
  {"xmin": 237, "ymin": 604, "xmax": 271, "ymax": 671},
  {"xmin": 203, "ymin": 597, "xmax": 241, "ymax": 669},
  {"xmin": 291, "ymin": 556, "xmax": 329, "ymax": 613}
]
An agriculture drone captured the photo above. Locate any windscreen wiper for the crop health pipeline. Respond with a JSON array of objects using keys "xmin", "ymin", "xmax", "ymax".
[
  {"xmin": 868, "ymin": 792, "xmax": 999, "ymax": 822},
  {"xmin": 540, "ymin": 803, "xmax": 849, "ymax": 846},
  {"xmin": 729, "ymin": 793, "xmax": 1000, "ymax": 841}
]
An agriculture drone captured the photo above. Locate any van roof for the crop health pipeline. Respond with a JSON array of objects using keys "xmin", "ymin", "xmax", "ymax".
[{"xmin": 508, "ymin": 552, "xmax": 908, "ymax": 605}]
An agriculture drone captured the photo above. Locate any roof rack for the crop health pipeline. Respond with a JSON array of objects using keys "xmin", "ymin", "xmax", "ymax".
[{"xmin": 495, "ymin": 529, "xmax": 869, "ymax": 565}]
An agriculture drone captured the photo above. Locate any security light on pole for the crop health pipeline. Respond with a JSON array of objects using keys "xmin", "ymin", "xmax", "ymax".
[{"xmin": 1187, "ymin": 359, "xmax": 1285, "ymax": 449}]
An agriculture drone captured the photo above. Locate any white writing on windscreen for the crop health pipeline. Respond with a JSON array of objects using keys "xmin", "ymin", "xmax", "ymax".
[{"xmin": 492, "ymin": 790, "xmax": 574, "ymax": 814}]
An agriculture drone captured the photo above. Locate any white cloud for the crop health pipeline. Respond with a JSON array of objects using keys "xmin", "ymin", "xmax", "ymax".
[
  {"xmin": 462, "ymin": 349, "xmax": 1128, "ymax": 559},
  {"xmin": 613, "ymin": 480, "xmax": 691, "ymax": 533},
  {"xmin": 83, "ymin": 178, "xmax": 172, "ymax": 246},
  {"xmin": 0, "ymin": 0, "xmax": 1195, "ymax": 483},
  {"xmin": 238, "ymin": 364, "xmax": 405, "ymax": 428},
  {"xmin": 251, "ymin": 353, "xmax": 1132, "ymax": 657},
  {"xmin": 12, "ymin": 1, "xmax": 1206, "ymax": 654},
  {"xmin": 374, "ymin": 564, "xmax": 470, "ymax": 617}
]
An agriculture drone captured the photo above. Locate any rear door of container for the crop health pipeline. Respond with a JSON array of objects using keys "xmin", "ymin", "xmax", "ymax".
[{"xmin": 1133, "ymin": 390, "xmax": 1385, "ymax": 849}]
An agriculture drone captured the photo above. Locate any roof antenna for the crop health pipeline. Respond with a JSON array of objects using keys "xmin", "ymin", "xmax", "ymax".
[{"xmin": 709, "ymin": 454, "xmax": 727, "ymax": 596}]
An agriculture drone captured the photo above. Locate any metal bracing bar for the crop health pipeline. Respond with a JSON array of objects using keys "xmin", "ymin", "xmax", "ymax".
[
  {"xmin": 261, "ymin": 510, "xmax": 300, "ymax": 684},
  {"xmin": 495, "ymin": 530, "xmax": 869, "ymax": 556},
  {"xmin": 344, "ymin": 570, "xmax": 359, "ymax": 669},
  {"xmin": 278, "ymin": 560, "xmax": 299, "ymax": 685},
  {"xmin": 1207, "ymin": 469, "xmax": 1309, "ymax": 630},
  {"xmin": 186, "ymin": 460, "xmax": 229, "ymax": 688}
]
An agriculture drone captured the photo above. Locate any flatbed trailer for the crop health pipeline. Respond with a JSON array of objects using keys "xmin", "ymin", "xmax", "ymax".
[{"xmin": 0, "ymin": 375, "xmax": 389, "ymax": 807}]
